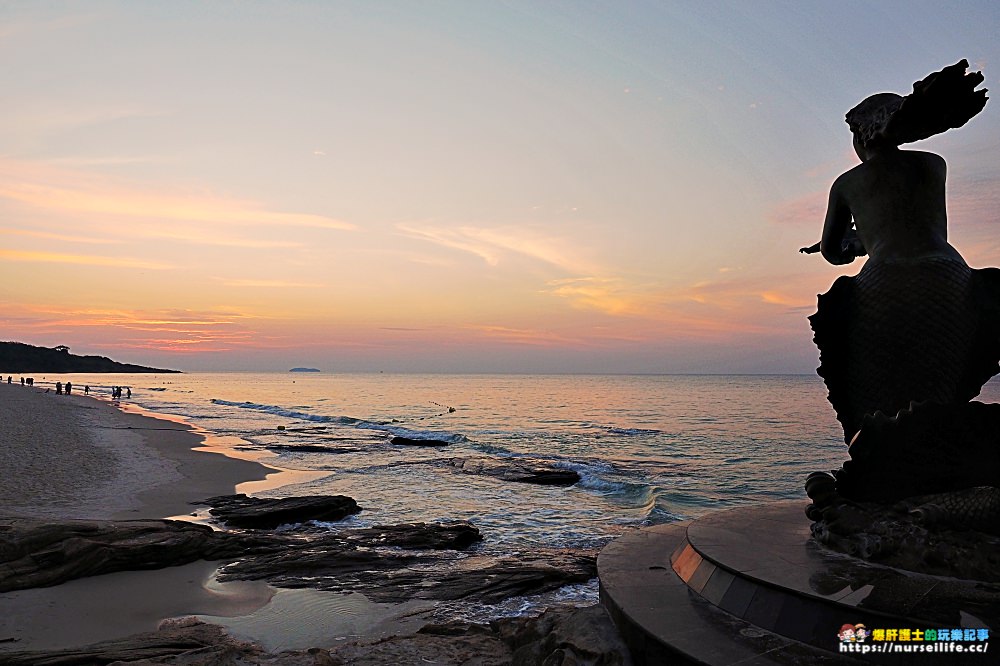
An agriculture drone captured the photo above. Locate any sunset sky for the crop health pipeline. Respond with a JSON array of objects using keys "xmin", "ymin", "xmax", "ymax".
[{"xmin": 2, "ymin": 1, "xmax": 999, "ymax": 373}]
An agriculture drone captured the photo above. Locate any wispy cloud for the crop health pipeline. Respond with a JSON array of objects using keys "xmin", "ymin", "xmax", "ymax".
[
  {"xmin": 2, "ymin": 305, "xmax": 261, "ymax": 353},
  {"xmin": 546, "ymin": 277, "xmax": 650, "ymax": 315},
  {"xmin": 0, "ymin": 157, "xmax": 356, "ymax": 231},
  {"xmin": 0, "ymin": 227, "xmax": 123, "ymax": 245},
  {"xmin": 464, "ymin": 324, "xmax": 583, "ymax": 347},
  {"xmin": 396, "ymin": 223, "xmax": 595, "ymax": 273},
  {"xmin": 0, "ymin": 249, "xmax": 172, "ymax": 269},
  {"xmin": 768, "ymin": 190, "xmax": 827, "ymax": 227},
  {"xmin": 217, "ymin": 278, "xmax": 326, "ymax": 288}
]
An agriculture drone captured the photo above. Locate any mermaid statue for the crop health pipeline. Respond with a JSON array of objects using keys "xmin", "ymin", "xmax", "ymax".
[{"xmin": 801, "ymin": 61, "xmax": 1000, "ymax": 579}]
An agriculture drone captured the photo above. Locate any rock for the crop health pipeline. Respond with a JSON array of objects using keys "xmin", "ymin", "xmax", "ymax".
[
  {"xmin": 1, "ymin": 497, "xmax": 594, "ymax": 637},
  {"xmin": 338, "ymin": 521, "xmax": 482, "ymax": 550},
  {"xmin": 0, "ymin": 517, "xmax": 248, "ymax": 593},
  {"xmin": 495, "ymin": 605, "xmax": 633, "ymax": 666},
  {"xmin": 198, "ymin": 494, "xmax": 361, "ymax": 529},
  {"xmin": 327, "ymin": 621, "xmax": 512, "ymax": 665},
  {"xmin": 389, "ymin": 436, "xmax": 451, "ymax": 447},
  {"xmin": 0, "ymin": 607, "xmax": 630, "ymax": 665},
  {"xmin": 265, "ymin": 444, "xmax": 362, "ymax": 454},
  {"xmin": 447, "ymin": 458, "xmax": 580, "ymax": 486},
  {"xmin": 221, "ymin": 545, "xmax": 596, "ymax": 604}
]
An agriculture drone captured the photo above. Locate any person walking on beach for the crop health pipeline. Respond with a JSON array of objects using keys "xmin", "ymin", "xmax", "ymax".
[
  {"xmin": 85, "ymin": 385, "xmax": 90, "ymax": 395},
  {"xmin": 56, "ymin": 381, "xmax": 62, "ymax": 395},
  {"xmin": 126, "ymin": 387, "xmax": 131, "ymax": 399},
  {"xmin": 65, "ymin": 381, "xmax": 72, "ymax": 395}
]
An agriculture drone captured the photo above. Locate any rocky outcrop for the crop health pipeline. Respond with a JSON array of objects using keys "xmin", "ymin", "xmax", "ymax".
[
  {"xmin": 197, "ymin": 494, "xmax": 361, "ymax": 529},
  {"xmin": 446, "ymin": 458, "xmax": 580, "ymax": 486},
  {"xmin": 0, "ymin": 517, "xmax": 249, "ymax": 592},
  {"xmin": 334, "ymin": 522, "xmax": 483, "ymax": 550},
  {"xmin": 389, "ymin": 436, "xmax": 451, "ymax": 447},
  {"xmin": 0, "ymin": 606, "xmax": 631, "ymax": 665},
  {"xmin": 0, "ymin": 500, "xmax": 593, "ymax": 607},
  {"xmin": 220, "ymin": 546, "xmax": 595, "ymax": 604},
  {"xmin": 497, "ymin": 605, "xmax": 633, "ymax": 666}
]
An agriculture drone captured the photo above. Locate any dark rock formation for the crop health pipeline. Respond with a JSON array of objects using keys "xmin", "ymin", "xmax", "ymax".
[
  {"xmin": 0, "ymin": 606, "xmax": 631, "ymax": 665},
  {"xmin": 0, "ymin": 341, "xmax": 178, "ymax": 373},
  {"xmin": 389, "ymin": 436, "xmax": 451, "ymax": 447},
  {"xmin": 220, "ymin": 546, "xmax": 595, "ymax": 604},
  {"xmin": 1, "ymin": 503, "xmax": 591, "ymax": 608},
  {"xmin": 0, "ymin": 517, "xmax": 249, "ymax": 592},
  {"xmin": 198, "ymin": 494, "xmax": 361, "ymax": 529},
  {"xmin": 496, "ymin": 604, "xmax": 633, "ymax": 665},
  {"xmin": 335, "ymin": 522, "xmax": 483, "ymax": 550},
  {"xmin": 265, "ymin": 444, "xmax": 362, "ymax": 454},
  {"xmin": 447, "ymin": 458, "xmax": 580, "ymax": 486}
]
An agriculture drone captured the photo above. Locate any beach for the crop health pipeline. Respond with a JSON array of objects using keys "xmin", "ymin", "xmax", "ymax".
[
  {"xmin": 0, "ymin": 382, "xmax": 276, "ymax": 650},
  {"xmin": 0, "ymin": 378, "xmax": 632, "ymax": 663}
]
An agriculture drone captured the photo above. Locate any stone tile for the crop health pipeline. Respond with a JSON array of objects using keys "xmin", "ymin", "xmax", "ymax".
[
  {"xmin": 701, "ymin": 566, "xmax": 736, "ymax": 605},
  {"xmin": 688, "ymin": 560, "xmax": 717, "ymax": 594},
  {"xmin": 719, "ymin": 576, "xmax": 757, "ymax": 618},
  {"xmin": 672, "ymin": 544, "xmax": 702, "ymax": 582},
  {"xmin": 744, "ymin": 585, "xmax": 785, "ymax": 630}
]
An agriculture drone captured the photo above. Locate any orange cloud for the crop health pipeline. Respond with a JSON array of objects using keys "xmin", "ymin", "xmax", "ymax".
[
  {"xmin": 217, "ymin": 279, "xmax": 326, "ymax": 288},
  {"xmin": 0, "ymin": 249, "xmax": 172, "ymax": 269},
  {"xmin": 0, "ymin": 228, "xmax": 123, "ymax": 245},
  {"xmin": 1, "ymin": 305, "xmax": 260, "ymax": 354}
]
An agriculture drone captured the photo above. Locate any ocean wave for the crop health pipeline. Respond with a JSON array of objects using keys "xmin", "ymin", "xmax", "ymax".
[
  {"xmin": 211, "ymin": 399, "xmax": 362, "ymax": 425},
  {"xmin": 209, "ymin": 399, "xmax": 466, "ymax": 443},
  {"xmin": 604, "ymin": 426, "xmax": 661, "ymax": 436}
]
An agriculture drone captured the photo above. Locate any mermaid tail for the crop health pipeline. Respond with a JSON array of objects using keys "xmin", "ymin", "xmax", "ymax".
[{"xmin": 810, "ymin": 259, "xmax": 1000, "ymax": 442}]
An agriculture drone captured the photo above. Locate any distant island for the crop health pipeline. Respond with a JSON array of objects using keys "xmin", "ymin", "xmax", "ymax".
[
  {"xmin": 0, "ymin": 342, "xmax": 180, "ymax": 374},
  {"xmin": 289, "ymin": 367, "xmax": 321, "ymax": 373}
]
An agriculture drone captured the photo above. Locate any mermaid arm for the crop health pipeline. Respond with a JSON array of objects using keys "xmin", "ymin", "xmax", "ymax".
[{"xmin": 821, "ymin": 178, "xmax": 858, "ymax": 265}]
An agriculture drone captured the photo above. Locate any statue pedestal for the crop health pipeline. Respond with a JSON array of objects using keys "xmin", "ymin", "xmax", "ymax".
[{"xmin": 598, "ymin": 501, "xmax": 997, "ymax": 664}]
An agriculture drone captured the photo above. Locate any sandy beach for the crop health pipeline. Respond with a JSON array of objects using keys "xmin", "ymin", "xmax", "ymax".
[{"xmin": 0, "ymin": 382, "xmax": 277, "ymax": 650}]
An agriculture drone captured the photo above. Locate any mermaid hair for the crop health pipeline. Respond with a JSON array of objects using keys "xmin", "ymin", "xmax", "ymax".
[{"xmin": 846, "ymin": 59, "xmax": 989, "ymax": 148}]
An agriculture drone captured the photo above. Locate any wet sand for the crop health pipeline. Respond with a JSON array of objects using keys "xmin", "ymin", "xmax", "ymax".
[{"xmin": 0, "ymin": 382, "xmax": 277, "ymax": 650}]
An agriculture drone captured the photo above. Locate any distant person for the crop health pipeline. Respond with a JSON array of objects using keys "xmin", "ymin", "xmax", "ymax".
[
  {"xmin": 26, "ymin": 378, "xmax": 33, "ymax": 386},
  {"xmin": 85, "ymin": 385, "xmax": 90, "ymax": 395},
  {"xmin": 126, "ymin": 387, "xmax": 131, "ymax": 399},
  {"xmin": 56, "ymin": 381, "xmax": 62, "ymax": 395},
  {"xmin": 20, "ymin": 377, "xmax": 24, "ymax": 386},
  {"xmin": 65, "ymin": 381, "xmax": 72, "ymax": 395},
  {"xmin": 6, "ymin": 376, "xmax": 10, "ymax": 384}
]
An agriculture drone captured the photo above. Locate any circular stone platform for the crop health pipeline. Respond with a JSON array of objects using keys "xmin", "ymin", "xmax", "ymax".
[{"xmin": 598, "ymin": 501, "xmax": 997, "ymax": 665}]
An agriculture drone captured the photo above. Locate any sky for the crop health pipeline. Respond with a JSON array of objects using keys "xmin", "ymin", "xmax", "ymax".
[{"xmin": 2, "ymin": 1, "xmax": 999, "ymax": 373}]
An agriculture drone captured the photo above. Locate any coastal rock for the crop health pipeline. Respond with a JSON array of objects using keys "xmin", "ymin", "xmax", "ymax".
[
  {"xmin": 199, "ymin": 494, "xmax": 361, "ymax": 529},
  {"xmin": 389, "ymin": 436, "xmax": 452, "ymax": 447},
  {"xmin": 335, "ymin": 521, "xmax": 483, "ymax": 550},
  {"xmin": 447, "ymin": 457, "xmax": 580, "ymax": 486},
  {"xmin": 495, "ymin": 605, "xmax": 633, "ymax": 666},
  {"xmin": 220, "ymin": 546, "xmax": 596, "ymax": 604},
  {"xmin": 0, "ymin": 606, "xmax": 630, "ymax": 665},
  {"xmin": 0, "ymin": 517, "xmax": 248, "ymax": 593}
]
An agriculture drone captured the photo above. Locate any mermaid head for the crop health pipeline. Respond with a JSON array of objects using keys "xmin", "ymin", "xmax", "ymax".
[{"xmin": 846, "ymin": 93, "xmax": 905, "ymax": 148}]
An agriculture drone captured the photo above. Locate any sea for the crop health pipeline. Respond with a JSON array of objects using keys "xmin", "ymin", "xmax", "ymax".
[{"xmin": 27, "ymin": 372, "xmax": 1000, "ymax": 645}]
